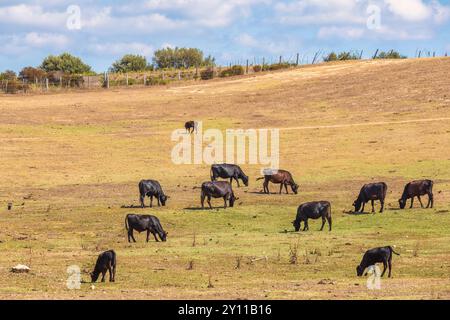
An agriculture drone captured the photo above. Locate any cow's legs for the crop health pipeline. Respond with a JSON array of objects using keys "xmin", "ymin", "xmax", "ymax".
[
  {"xmin": 223, "ymin": 196, "xmax": 228, "ymax": 209},
  {"xmin": 146, "ymin": 230, "xmax": 150, "ymax": 242},
  {"xmin": 201, "ymin": 193, "xmax": 205, "ymax": 209},
  {"xmin": 303, "ymin": 220, "xmax": 309, "ymax": 231},
  {"xmin": 371, "ymin": 200, "xmax": 375, "ymax": 213},
  {"xmin": 263, "ymin": 180, "xmax": 269, "ymax": 194},
  {"xmin": 418, "ymin": 196, "xmax": 424, "ymax": 208},
  {"xmin": 410, "ymin": 198, "xmax": 414, "ymax": 209},
  {"xmin": 140, "ymin": 195, "xmax": 145, "ymax": 208},
  {"xmin": 380, "ymin": 200, "xmax": 385, "ymax": 213},
  {"xmin": 129, "ymin": 230, "xmax": 137, "ymax": 243},
  {"xmin": 207, "ymin": 196, "xmax": 213, "ymax": 209},
  {"xmin": 111, "ymin": 265, "xmax": 116, "ymax": 282},
  {"xmin": 327, "ymin": 216, "xmax": 332, "ymax": 231},
  {"xmin": 285, "ymin": 183, "xmax": 289, "ymax": 195},
  {"xmin": 361, "ymin": 202, "xmax": 365, "ymax": 213},
  {"xmin": 381, "ymin": 261, "xmax": 387, "ymax": 277},
  {"xmin": 429, "ymin": 193, "xmax": 434, "ymax": 208},
  {"xmin": 101, "ymin": 270, "xmax": 106, "ymax": 282},
  {"xmin": 153, "ymin": 232, "xmax": 159, "ymax": 242},
  {"xmin": 279, "ymin": 183, "xmax": 283, "ymax": 195},
  {"xmin": 157, "ymin": 196, "xmax": 161, "ymax": 207},
  {"xmin": 234, "ymin": 176, "xmax": 240, "ymax": 188},
  {"xmin": 320, "ymin": 217, "xmax": 326, "ymax": 231},
  {"xmin": 108, "ymin": 263, "xmax": 113, "ymax": 282},
  {"xmin": 150, "ymin": 196, "xmax": 153, "ymax": 208}
]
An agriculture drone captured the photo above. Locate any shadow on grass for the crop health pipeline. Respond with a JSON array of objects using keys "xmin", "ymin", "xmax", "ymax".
[
  {"xmin": 247, "ymin": 191, "xmax": 296, "ymax": 195},
  {"xmin": 183, "ymin": 207, "xmax": 226, "ymax": 211},
  {"xmin": 121, "ymin": 205, "xmax": 161, "ymax": 209},
  {"xmin": 343, "ymin": 210, "xmax": 375, "ymax": 216}
]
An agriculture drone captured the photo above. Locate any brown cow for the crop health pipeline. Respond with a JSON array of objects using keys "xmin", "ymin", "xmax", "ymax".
[
  {"xmin": 399, "ymin": 180, "xmax": 434, "ymax": 209},
  {"xmin": 257, "ymin": 169, "xmax": 299, "ymax": 195},
  {"xmin": 185, "ymin": 121, "xmax": 198, "ymax": 134}
]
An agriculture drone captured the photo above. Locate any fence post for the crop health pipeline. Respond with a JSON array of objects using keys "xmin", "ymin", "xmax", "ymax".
[
  {"xmin": 262, "ymin": 57, "xmax": 265, "ymax": 70},
  {"xmin": 246, "ymin": 59, "xmax": 249, "ymax": 74},
  {"xmin": 359, "ymin": 50, "xmax": 364, "ymax": 59},
  {"xmin": 279, "ymin": 56, "xmax": 282, "ymax": 64},
  {"xmin": 296, "ymin": 53, "xmax": 300, "ymax": 66},
  {"xmin": 45, "ymin": 78, "xmax": 49, "ymax": 91},
  {"xmin": 126, "ymin": 73, "xmax": 129, "ymax": 86},
  {"xmin": 372, "ymin": 49, "xmax": 379, "ymax": 59}
]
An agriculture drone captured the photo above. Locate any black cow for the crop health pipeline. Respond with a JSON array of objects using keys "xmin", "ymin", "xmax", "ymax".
[
  {"xmin": 139, "ymin": 180, "xmax": 168, "ymax": 208},
  {"xmin": 211, "ymin": 164, "xmax": 249, "ymax": 187},
  {"xmin": 292, "ymin": 201, "xmax": 332, "ymax": 232},
  {"xmin": 357, "ymin": 246, "xmax": 400, "ymax": 278},
  {"xmin": 185, "ymin": 121, "xmax": 198, "ymax": 134},
  {"xmin": 353, "ymin": 182, "xmax": 387, "ymax": 213},
  {"xmin": 125, "ymin": 214, "xmax": 168, "ymax": 243},
  {"xmin": 399, "ymin": 179, "xmax": 434, "ymax": 209},
  {"xmin": 91, "ymin": 250, "xmax": 116, "ymax": 283},
  {"xmin": 200, "ymin": 181, "xmax": 237, "ymax": 209}
]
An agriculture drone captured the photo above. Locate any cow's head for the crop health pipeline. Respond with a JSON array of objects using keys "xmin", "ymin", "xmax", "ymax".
[
  {"xmin": 241, "ymin": 174, "xmax": 249, "ymax": 187},
  {"xmin": 90, "ymin": 271, "xmax": 100, "ymax": 283},
  {"xmin": 353, "ymin": 199, "xmax": 362, "ymax": 212},
  {"xmin": 160, "ymin": 195, "xmax": 168, "ymax": 206},
  {"xmin": 292, "ymin": 184, "xmax": 299, "ymax": 195},
  {"xmin": 160, "ymin": 231, "xmax": 168, "ymax": 242},
  {"xmin": 356, "ymin": 265, "xmax": 364, "ymax": 277},
  {"xmin": 398, "ymin": 198, "xmax": 406, "ymax": 209},
  {"xmin": 229, "ymin": 193, "xmax": 238, "ymax": 207},
  {"xmin": 292, "ymin": 220, "xmax": 301, "ymax": 232}
]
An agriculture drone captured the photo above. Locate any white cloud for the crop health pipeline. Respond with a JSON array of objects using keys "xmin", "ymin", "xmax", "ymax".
[
  {"xmin": 0, "ymin": 4, "xmax": 66, "ymax": 28},
  {"xmin": 385, "ymin": 0, "xmax": 432, "ymax": 22},
  {"xmin": 24, "ymin": 32, "xmax": 69, "ymax": 47}
]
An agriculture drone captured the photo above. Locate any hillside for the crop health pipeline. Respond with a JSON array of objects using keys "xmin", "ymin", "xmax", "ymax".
[{"xmin": 0, "ymin": 58, "xmax": 449, "ymax": 299}]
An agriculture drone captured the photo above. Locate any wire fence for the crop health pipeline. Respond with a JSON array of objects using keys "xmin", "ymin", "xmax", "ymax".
[{"xmin": 1, "ymin": 49, "xmax": 448, "ymax": 95}]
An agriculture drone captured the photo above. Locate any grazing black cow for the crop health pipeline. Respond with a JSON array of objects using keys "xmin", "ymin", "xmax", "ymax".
[
  {"xmin": 353, "ymin": 182, "xmax": 388, "ymax": 213},
  {"xmin": 139, "ymin": 180, "xmax": 168, "ymax": 208},
  {"xmin": 125, "ymin": 214, "xmax": 168, "ymax": 243},
  {"xmin": 200, "ymin": 181, "xmax": 237, "ymax": 209},
  {"xmin": 292, "ymin": 201, "xmax": 332, "ymax": 232},
  {"xmin": 185, "ymin": 121, "xmax": 198, "ymax": 134},
  {"xmin": 257, "ymin": 169, "xmax": 299, "ymax": 194},
  {"xmin": 399, "ymin": 180, "xmax": 434, "ymax": 209},
  {"xmin": 357, "ymin": 246, "xmax": 400, "ymax": 278},
  {"xmin": 211, "ymin": 164, "xmax": 249, "ymax": 187},
  {"xmin": 91, "ymin": 250, "xmax": 116, "ymax": 283}
]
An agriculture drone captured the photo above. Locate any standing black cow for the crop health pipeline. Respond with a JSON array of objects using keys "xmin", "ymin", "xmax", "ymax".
[
  {"xmin": 357, "ymin": 246, "xmax": 400, "ymax": 278},
  {"xmin": 91, "ymin": 250, "xmax": 116, "ymax": 283},
  {"xmin": 139, "ymin": 180, "xmax": 168, "ymax": 208},
  {"xmin": 399, "ymin": 179, "xmax": 434, "ymax": 209},
  {"xmin": 211, "ymin": 164, "xmax": 249, "ymax": 187},
  {"xmin": 292, "ymin": 201, "xmax": 332, "ymax": 232},
  {"xmin": 353, "ymin": 182, "xmax": 388, "ymax": 213},
  {"xmin": 185, "ymin": 121, "xmax": 198, "ymax": 134},
  {"xmin": 125, "ymin": 214, "xmax": 168, "ymax": 243},
  {"xmin": 200, "ymin": 181, "xmax": 237, "ymax": 209}
]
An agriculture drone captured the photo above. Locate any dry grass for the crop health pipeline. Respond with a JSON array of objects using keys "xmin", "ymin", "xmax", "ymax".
[{"xmin": 0, "ymin": 58, "xmax": 450, "ymax": 299}]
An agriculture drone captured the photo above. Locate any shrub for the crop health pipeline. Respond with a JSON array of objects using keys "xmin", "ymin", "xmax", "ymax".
[
  {"xmin": 200, "ymin": 68, "xmax": 215, "ymax": 80},
  {"xmin": 111, "ymin": 54, "xmax": 151, "ymax": 73},
  {"xmin": 324, "ymin": 51, "xmax": 360, "ymax": 62},
  {"xmin": 264, "ymin": 63, "xmax": 291, "ymax": 71},
  {"xmin": 219, "ymin": 65, "xmax": 244, "ymax": 78},
  {"xmin": 40, "ymin": 53, "xmax": 92, "ymax": 74},
  {"xmin": 253, "ymin": 65, "xmax": 262, "ymax": 72},
  {"xmin": 323, "ymin": 52, "xmax": 338, "ymax": 62},
  {"xmin": 376, "ymin": 50, "xmax": 407, "ymax": 59}
]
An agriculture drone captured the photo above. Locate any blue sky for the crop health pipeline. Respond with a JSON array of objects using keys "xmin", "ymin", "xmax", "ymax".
[{"xmin": 1, "ymin": 0, "xmax": 450, "ymax": 72}]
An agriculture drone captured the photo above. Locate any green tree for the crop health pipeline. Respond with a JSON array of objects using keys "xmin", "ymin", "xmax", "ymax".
[
  {"xmin": 40, "ymin": 53, "xmax": 92, "ymax": 74},
  {"xmin": 376, "ymin": 50, "xmax": 406, "ymax": 59},
  {"xmin": 153, "ymin": 47, "xmax": 214, "ymax": 69},
  {"xmin": 0, "ymin": 70, "xmax": 17, "ymax": 80},
  {"xmin": 110, "ymin": 54, "xmax": 151, "ymax": 73}
]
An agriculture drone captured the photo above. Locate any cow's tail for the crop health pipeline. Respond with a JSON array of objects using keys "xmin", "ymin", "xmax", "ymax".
[
  {"xmin": 124, "ymin": 215, "xmax": 129, "ymax": 231},
  {"xmin": 390, "ymin": 246, "xmax": 400, "ymax": 256}
]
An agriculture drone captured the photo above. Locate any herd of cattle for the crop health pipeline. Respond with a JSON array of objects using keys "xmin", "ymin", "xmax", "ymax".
[{"xmin": 89, "ymin": 158, "xmax": 435, "ymax": 284}]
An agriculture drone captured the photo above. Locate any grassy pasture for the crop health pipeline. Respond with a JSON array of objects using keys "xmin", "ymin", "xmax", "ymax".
[{"xmin": 0, "ymin": 58, "xmax": 450, "ymax": 299}]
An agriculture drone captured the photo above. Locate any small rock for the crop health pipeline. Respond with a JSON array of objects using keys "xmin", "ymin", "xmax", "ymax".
[{"xmin": 11, "ymin": 264, "xmax": 30, "ymax": 273}]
